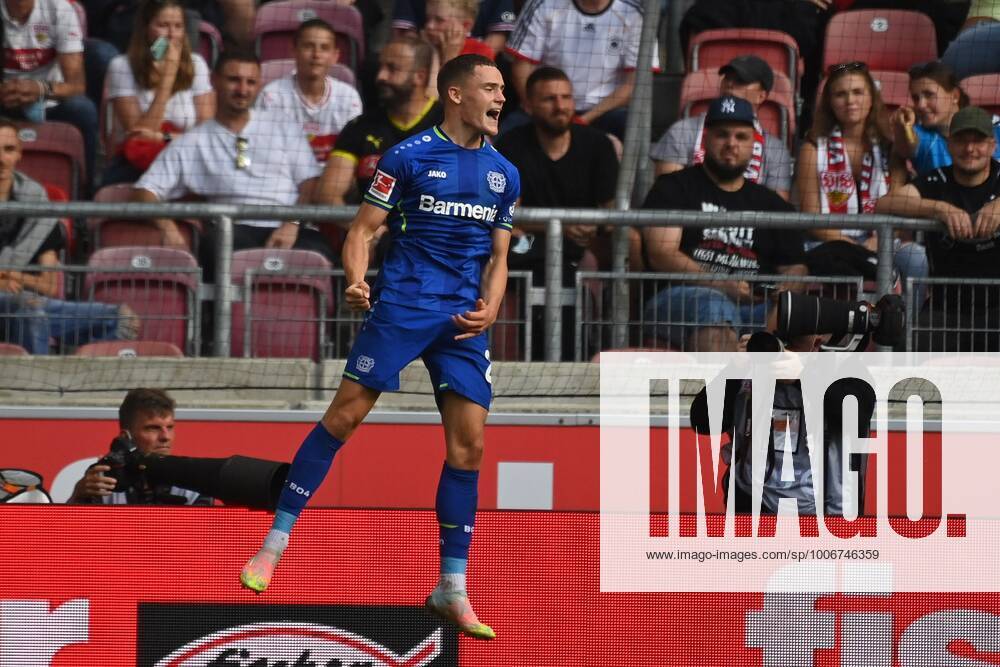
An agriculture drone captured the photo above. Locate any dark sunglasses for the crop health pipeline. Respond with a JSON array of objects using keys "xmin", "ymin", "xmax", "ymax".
[{"xmin": 828, "ymin": 61, "xmax": 868, "ymax": 76}]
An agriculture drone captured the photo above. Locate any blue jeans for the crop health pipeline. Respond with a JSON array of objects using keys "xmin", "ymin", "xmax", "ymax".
[
  {"xmin": 895, "ymin": 240, "xmax": 929, "ymax": 311},
  {"xmin": 47, "ymin": 95, "xmax": 98, "ymax": 195},
  {"xmin": 643, "ymin": 285, "xmax": 769, "ymax": 348},
  {"xmin": 942, "ymin": 22, "xmax": 1000, "ymax": 79},
  {"xmin": 0, "ymin": 292, "xmax": 122, "ymax": 354}
]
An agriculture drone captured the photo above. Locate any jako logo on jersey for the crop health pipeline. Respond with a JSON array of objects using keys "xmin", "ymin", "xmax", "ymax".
[
  {"xmin": 356, "ymin": 355, "xmax": 375, "ymax": 373},
  {"xmin": 419, "ymin": 195, "xmax": 497, "ymax": 222},
  {"xmin": 427, "ymin": 170, "xmax": 447, "ymax": 179},
  {"xmin": 369, "ymin": 170, "xmax": 396, "ymax": 202},
  {"xmin": 154, "ymin": 622, "xmax": 442, "ymax": 667}
]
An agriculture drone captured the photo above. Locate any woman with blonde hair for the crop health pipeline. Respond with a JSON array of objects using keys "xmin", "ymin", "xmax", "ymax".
[{"xmin": 102, "ymin": 0, "xmax": 215, "ymax": 185}]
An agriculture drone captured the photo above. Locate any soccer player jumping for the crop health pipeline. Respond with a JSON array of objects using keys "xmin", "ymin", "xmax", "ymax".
[{"xmin": 240, "ymin": 53, "xmax": 519, "ymax": 640}]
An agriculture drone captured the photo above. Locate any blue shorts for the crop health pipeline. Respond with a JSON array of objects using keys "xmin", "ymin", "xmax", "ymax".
[
  {"xmin": 344, "ymin": 300, "xmax": 493, "ymax": 411},
  {"xmin": 643, "ymin": 285, "xmax": 769, "ymax": 347}
]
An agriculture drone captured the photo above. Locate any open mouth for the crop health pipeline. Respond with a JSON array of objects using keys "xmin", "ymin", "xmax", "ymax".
[{"xmin": 486, "ymin": 109, "xmax": 501, "ymax": 121}]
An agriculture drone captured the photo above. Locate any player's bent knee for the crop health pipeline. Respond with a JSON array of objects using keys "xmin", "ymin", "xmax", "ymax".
[{"xmin": 322, "ymin": 380, "xmax": 380, "ymax": 439}]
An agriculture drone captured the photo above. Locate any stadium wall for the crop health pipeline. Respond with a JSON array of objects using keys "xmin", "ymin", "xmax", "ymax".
[
  {"xmin": 2, "ymin": 506, "xmax": 998, "ymax": 666},
  {"xmin": 2, "ymin": 413, "xmax": 946, "ymax": 515}
]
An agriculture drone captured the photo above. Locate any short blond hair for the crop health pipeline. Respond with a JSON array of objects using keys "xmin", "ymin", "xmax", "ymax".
[{"xmin": 427, "ymin": 0, "xmax": 479, "ymax": 21}]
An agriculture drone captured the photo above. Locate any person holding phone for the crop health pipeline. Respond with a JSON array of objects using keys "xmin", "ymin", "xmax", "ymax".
[{"xmin": 102, "ymin": 0, "xmax": 215, "ymax": 185}]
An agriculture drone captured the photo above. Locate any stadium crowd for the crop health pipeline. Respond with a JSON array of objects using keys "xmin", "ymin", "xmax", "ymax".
[{"xmin": 1, "ymin": 0, "xmax": 999, "ymax": 358}]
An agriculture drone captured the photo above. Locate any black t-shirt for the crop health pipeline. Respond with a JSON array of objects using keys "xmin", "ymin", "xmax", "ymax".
[
  {"xmin": 0, "ymin": 218, "xmax": 64, "ymax": 263},
  {"xmin": 912, "ymin": 161, "xmax": 1000, "ymax": 279},
  {"xmin": 493, "ymin": 124, "xmax": 618, "ymax": 208},
  {"xmin": 642, "ymin": 165, "xmax": 804, "ymax": 274},
  {"xmin": 332, "ymin": 100, "xmax": 443, "ymax": 194}
]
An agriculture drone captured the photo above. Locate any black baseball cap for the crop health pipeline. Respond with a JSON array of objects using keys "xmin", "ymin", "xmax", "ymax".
[
  {"xmin": 719, "ymin": 55, "xmax": 774, "ymax": 93},
  {"xmin": 950, "ymin": 105, "xmax": 995, "ymax": 138},
  {"xmin": 705, "ymin": 95, "xmax": 756, "ymax": 127}
]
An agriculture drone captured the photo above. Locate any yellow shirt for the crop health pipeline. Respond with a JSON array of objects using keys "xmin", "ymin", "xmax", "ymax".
[{"xmin": 969, "ymin": 0, "xmax": 1000, "ymax": 20}]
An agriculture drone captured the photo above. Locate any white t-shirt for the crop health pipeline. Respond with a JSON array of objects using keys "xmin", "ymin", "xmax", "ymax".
[
  {"xmin": 136, "ymin": 110, "xmax": 321, "ymax": 228},
  {"xmin": 506, "ymin": 0, "xmax": 656, "ymax": 111},
  {"xmin": 256, "ymin": 74, "xmax": 363, "ymax": 164},
  {"xmin": 1, "ymin": 0, "xmax": 83, "ymax": 83},
  {"xmin": 105, "ymin": 53, "xmax": 213, "ymax": 134}
]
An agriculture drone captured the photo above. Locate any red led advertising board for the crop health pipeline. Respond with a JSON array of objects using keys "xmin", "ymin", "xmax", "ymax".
[{"xmin": 2, "ymin": 506, "xmax": 999, "ymax": 666}]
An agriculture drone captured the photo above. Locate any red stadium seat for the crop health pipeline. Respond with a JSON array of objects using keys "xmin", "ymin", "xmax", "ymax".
[
  {"xmin": 679, "ymin": 69, "xmax": 796, "ymax": 148},
  {"xmin": 89, "ymin": 184, "xmax": 201, "ymax": 253},
  {"xmin": 490, "ymin": 286, "xmax": 523, "ymax": 361},
  {"xmin": 0, "ymin": 343, "xmax": 29, "ymax": 356},
  {"xmin": 75, "ymin": 340, "xmax": 184, "ymax": 357},
  {"xmin": 15, "ymin": 122, "xmax": 86, "ymax": 199},
  {"xmin": 823, "ymin": 10, "xmax": 937, "ymax": 73},
  {"xmin": 961, "ymin": 74, "xmax": 1000, "ymax": 116},
  {"xmin": 687, "ymin": 28, "xmax": 802, "ymax": 96},
  {"xmin": 230, "ymin": 248, "xmax": 334, "ymax": 359},
  {"xmin": 84, "ymin": 247, "xmax": 200, "ymax": 354},
  {"xmin": 254, "ymin": 1, "xmax": 364, "ymax": 71},
  {"xmin": 198, "ymin": 20, "xmax": 223, "ymax": 67},
  {"xmin": 260, "ymin": 58, "xmax": 357, "ymax": 89}
]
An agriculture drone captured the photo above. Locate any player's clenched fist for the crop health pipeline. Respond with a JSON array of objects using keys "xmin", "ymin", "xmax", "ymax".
[
  {"xmin": 345, "ymin": 280, "xmax": 371, "ymax": 311},
  {"xmin": 453, "ymin": 298, "xmax": 497, "ymax": 340}
]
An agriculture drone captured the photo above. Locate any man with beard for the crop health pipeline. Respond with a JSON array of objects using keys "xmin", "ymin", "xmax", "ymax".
[
  {"xmin": 132, "ymin": 50, "xmax": 330, "ymax": 279},
  {"xmin": 493, "ymin": 66, "xmax": 617, "ymax": 358},
  {"xmin": 642, "ymin": 95, "xmax": 807, "ymax": 352},
  {"xmin": 876, "ymin": 106, "xmax": 1000, "ymax": 351},
  {"xmin": 315, "ymin": 35, "xmax": 442, "ymax": 208}
]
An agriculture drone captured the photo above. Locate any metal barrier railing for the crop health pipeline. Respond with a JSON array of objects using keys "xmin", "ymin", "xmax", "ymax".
[
  {"xmin": 0, "ymin": 201, "xmax": 965, "ymax": 359},
  {"xmin": 907, "ymin": 276, "xmax": 1000, "ymax": 353}
]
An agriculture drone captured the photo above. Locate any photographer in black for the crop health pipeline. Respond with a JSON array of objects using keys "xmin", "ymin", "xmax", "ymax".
[
  {"xmin": 689, "ymin": 292, "xmax": 902, "ymax": 515},
  {"xmin": 69, "ymin": 388, "xmax": 210, "ymax": 505},
  {"xmin": 69, "ymin": 388, "xmax": 290, "ymax": 508}
]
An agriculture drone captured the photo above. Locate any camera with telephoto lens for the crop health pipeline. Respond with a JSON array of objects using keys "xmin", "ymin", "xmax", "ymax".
[
  {"xmin": 774, "ymin": 290, "xmax": 906, "ymax": 349},
  {"xmin": 96, "ymin": 434, "xmax": 291, "ymax": 509}
]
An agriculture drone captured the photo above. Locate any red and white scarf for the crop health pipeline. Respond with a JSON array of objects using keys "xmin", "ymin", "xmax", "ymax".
[
  {"xmin": 817, "ymin": 126, "xmax": 889, "ymax": 215},
  {"xmin": 691, "ymin": 113, "xmax": 766, "ymax": 183}
]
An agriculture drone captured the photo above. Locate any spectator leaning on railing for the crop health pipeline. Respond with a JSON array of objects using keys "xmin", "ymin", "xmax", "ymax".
[
  {"xmin": 876, "ymin": 105, "xmax": 1000, "ymax": 352},
  {"xmin": 794, "ymin": 60, "xmax": 921, "ymax": 287},
  {"xmin": 641, "ymin": 96, "xmax": 807, "ymax": 353},
  {"xmin": 0, "ymin": 119, "xmax": 139, "ymax": 353}
]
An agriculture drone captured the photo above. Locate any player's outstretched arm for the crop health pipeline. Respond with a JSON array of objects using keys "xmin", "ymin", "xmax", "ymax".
[
  {"xmin": 342, "ymin": 202, "xmax": 389, "ymax": 310},
  {"xmin": 453, "ymin": 227, "xmax": 511, "ymax": 340}
]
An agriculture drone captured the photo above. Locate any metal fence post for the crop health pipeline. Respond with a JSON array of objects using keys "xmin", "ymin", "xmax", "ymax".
[
  {"xmin": 213, "ymin": 215, "xmax": 233, "ymax": 357},
  {"xmin": 546, "ymin": 217, "xmax": 563, "ymax": 361},
  {"xmin": 611, "ymin": 0, "xmax": 660, "ymax": 349},
  {"xmin": 876, "ymin": 222, "xmax": 895, "ymax": 299}
]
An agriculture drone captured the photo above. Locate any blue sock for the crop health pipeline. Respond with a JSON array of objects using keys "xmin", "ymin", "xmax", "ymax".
[
  {"xmin": 271, "ymin": 422, "xmax": 344, "ymax": 535},
  {"xmin": 436, "ymin": 462, "xmax": 479, "ymax": 575}
]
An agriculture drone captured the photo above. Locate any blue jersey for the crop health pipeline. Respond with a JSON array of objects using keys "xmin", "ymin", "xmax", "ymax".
[{"xmin": 363, "ymin": 125, "xmax": 520, "ymax": 312}]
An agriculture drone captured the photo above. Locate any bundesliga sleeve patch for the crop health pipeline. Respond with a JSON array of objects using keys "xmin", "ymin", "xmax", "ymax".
[{"xmin": 369, "ymin": 169, "xmax": 397, "ymax": 202}]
